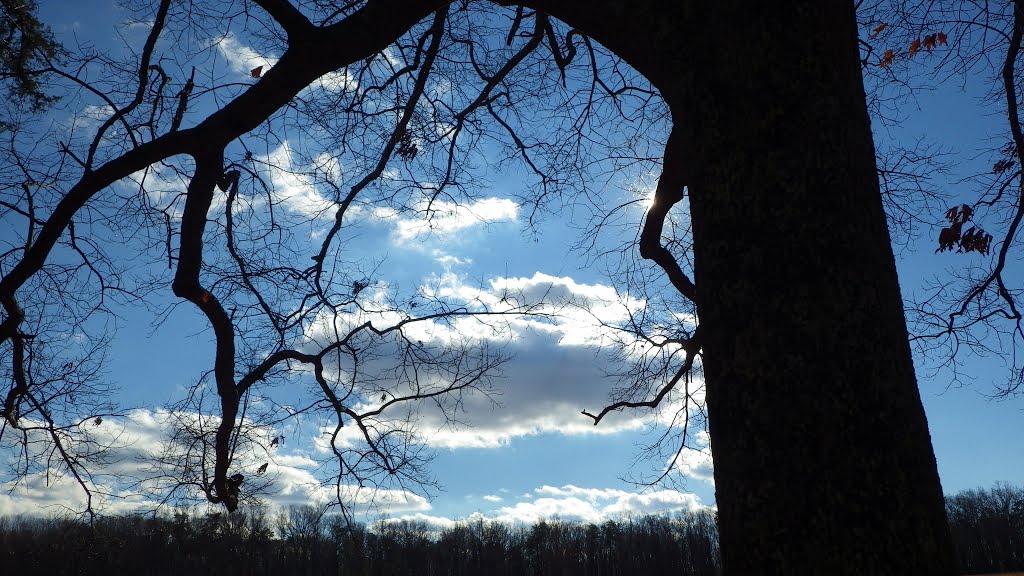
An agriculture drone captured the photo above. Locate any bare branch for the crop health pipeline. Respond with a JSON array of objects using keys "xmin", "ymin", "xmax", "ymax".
[{"xmin": 639, "ymin": 127, "xmax": 698, "ymax": 305}]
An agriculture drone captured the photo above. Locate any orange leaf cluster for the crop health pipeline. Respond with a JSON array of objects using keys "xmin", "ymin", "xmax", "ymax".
[
  {"xmin": 871, "ymin": 24, "xmax": 949, "ymax": 67},
  {"xmin": 880, "ymin": 49, "xmax": 895, "ymax": 67},
  {"xmin": 908, "ymin": 38, "xmax": 921, "ymax": 57},
  {"xmin": 959, "ymin": 227, "xmax": 993, "ymax": 255},
  {"xmin": 936, "ymin": 204, "xmax": 992, "ymax": 256},
  {"xmin": 395, "ymin": 128, "xmax": 418, "ymax": 162},
  {"xmin": 993, "ymin": 158, "xmax": 1015, "ymax": 174},
  {"xmin": 946, "ymin": 204, "xmax": 973, "ymax": 224}
]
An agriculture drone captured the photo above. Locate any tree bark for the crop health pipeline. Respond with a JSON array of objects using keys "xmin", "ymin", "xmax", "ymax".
[
  {"xmin": 672, "ymin": 3, "xmax": 955, "ymax": 574},
  {"xmin": 529, "ymin": 0, "xmax": 958, "ymax": 573}
]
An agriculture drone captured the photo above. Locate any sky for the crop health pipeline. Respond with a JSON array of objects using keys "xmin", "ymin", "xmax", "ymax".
[{"xmin": 0, "ymin": 1, "xmax": 1020, "ymax": 527}]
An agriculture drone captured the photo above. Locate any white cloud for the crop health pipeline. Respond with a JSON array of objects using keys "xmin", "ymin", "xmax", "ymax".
[
  {"xmin": 380, "ymin": 511, "xmax": 458, "ymax": 532},
  {"xmin": 122, "ymin": 158, "xmax": 216, "ymax": 221},
  {"xmin": 212, "ymin": 32, "xmax": 360, "ymax": 94},
  {"xmin": 0, "ymin": 255, "xmax": 700, "ymax": 519},
  {"xmin": 0, "ymin": 265, "xmax": 699, "ymax": 518},
  {"xmin": 420, "ymin": 272, "xmax": 691, "ymax": 445},
  {"xmin": 304, "ymin": 270, "xmax": 697, "ymax": 451},
  {"xmin": 313, "ymin": 152, "xmax": 344, "ymax": 183},
  {"xmin": 65, "ymin": 104, "xmax": 122, "ymax": 147},
  {"xmin": 81, "ymin": 103, "xmax": 114, "ymax": 123},
  {"xmin": 672, "ymin": 430, "xmax": 715, "ymax": 485},
  {"xmin": 273, "ymin": 479, "xmax": 432, "ymax": 515},
  {"xmin": 375, "ymin": 197, "xmax": 520, "ymax": 242},
  {"xmin": 380, "ymin": 47, "xmax": 404, "ymax": 68},
  {"xmin": 435, "ymin": 253, "xmax": 470, "ymax": 268},
  {"xmin": 383, "ymin": 484, "xmax": 707, "ymax": 530},
  {"xmin": 259, "ymin": 142, "xmax": 336, "ymax": 218},
  {"xmin": 496, "ymin": 496, "xmax": 601, "ymax": 524},
  {"xmin": 0, "ymin": 471, "xmax": 163, "ymax": 518},
  {"xmin": 213, "ymin": 34, "xmax": 278, "ymax": 77},
  {"xmin": 490, "ymin": 484, "xmax": 705, "ymax": 525},
  {"xmin": 0, "ymin": 408, "xmax": 433, "ymax": 518},
  {"xmin": 602, "ymin": 490, "xmax": 704, "ymax": 517},
  {"xmin": 315, "ymin": 69, "xmax": 358, "ymax": 92}
]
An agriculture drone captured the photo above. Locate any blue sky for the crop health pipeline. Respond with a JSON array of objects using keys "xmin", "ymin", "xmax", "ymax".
[{"xmin": 0, "ymin": 1, "xmax": 1020, "ymax": 526}]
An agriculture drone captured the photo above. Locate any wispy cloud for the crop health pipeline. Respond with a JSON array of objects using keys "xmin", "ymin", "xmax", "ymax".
[
  {"xmin": 213, "ymin": 34, "xmax": 278, "ymax": 77},
  {"xmin": 374, "ymin": 197, "xmax": 519, "ymax": 242},
  {"xmin": 388, "ymin": 484, "xmax": 708, "ymax": 527},
  {"xmin": 259, "ymin": 143, "xmax": 336, "ymax": 218}
]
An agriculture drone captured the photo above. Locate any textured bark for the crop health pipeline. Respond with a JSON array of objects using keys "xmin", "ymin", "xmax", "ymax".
[
  {"xmin": 669, "ymin": 3, "xmax": 955, "ymax": 574},
  {"xmin": 528, "ymin": 0, "xmax": 958, "ymax": 573}
]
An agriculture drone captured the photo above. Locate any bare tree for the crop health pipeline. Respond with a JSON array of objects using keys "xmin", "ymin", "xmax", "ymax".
[
  {"xmin": 847, "ymin": 1, "xmax": 1024, "ymax": 398},
  {"xmin": 0, "ymin": 0, "xmax": 547, "ymax": 519}
]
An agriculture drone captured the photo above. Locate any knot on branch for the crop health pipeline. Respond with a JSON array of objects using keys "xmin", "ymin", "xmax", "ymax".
[{"xmin": 217, "ymin": 169, "xmax": 240, "ymax": 193}]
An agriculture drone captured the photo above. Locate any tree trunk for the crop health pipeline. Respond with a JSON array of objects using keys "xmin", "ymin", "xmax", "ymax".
[
  {"xmin": 530, "ymin": 0, "xmax": 958, "ymax": 573},
  {"xmin": 667, "ymin": 2, "xmax": 957, "ymax": 574}
]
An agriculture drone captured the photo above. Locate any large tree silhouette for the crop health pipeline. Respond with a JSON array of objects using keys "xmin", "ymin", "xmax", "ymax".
[
  {"xmin": 0, "ymin": 0, "xmax": 959, "ymax": 573},
  {"xmin": 546, "ymin": 1, "xmax": 953, "ymax": 572}
]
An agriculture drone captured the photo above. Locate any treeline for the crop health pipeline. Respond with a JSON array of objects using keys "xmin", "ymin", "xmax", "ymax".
[
  {"xmin": 0, "ymin": 506, "xmax": 718, "ymax": 576},
  {"xmin": 0, "ymin": 483, "xmax": 1021, "ymax": 575},
  {"xmin": 947, "ymin": 482, "xmax": 1024, "ymax": 574}
]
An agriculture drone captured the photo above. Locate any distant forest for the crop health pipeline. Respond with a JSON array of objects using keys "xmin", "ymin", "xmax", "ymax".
[{"xmin": 1, "ymin": 482, "xmax": 1022, "ymax": 575}]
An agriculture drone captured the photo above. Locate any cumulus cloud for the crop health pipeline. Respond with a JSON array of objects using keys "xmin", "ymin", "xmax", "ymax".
[
  {"xmin": 0, "ymin": 408, "xmax": 433, "ymax": 518},
  {"xmin": 672, "ymin": 430, "xmax": 715, "ymax": 485},
  {"xmin": 386, "ymin": 484, "xmax": 708, "ymax": 528},
  {"xmin": 305, "ymin": 269, "xmax": 696, "ymax": 451},
  {"xmin": 0, "ymin": 471, "xmax": 162, "ymax": 518},
  {"xmin": 74, "ymin": 103, "xmax": 115, "ymax": 130},
  {"xmin": 0, "ymin": 273, "xmax": 698, "ymax": 517},
  {"xmin": 490, "ymin": 485, "xmax": 704, "ymax": 524},
  {"xmin": 308, "ymin": 324, "xmax": 649, "ymax": 450},
  {"xmin": 0, "ymin": 410, "xmax": 174, "ymax": 516},
  {"xmin": 423, "ymin": 271, "xmax": 697, "ymax": 447},
  {"xmin": 494, "ymin": 495, "xmax": 601, "ymax": 524},
  {"xmin": 379, "ymin": 512, "xmax": 458, "ymax": 532}
]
